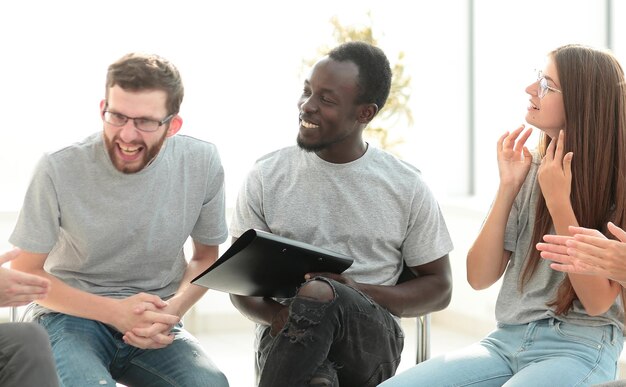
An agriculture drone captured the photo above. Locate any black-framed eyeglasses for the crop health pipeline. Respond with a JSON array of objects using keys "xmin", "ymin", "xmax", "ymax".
[
  {"xmin": 536, "ymin": 70, "xmax": 562, "ymax": 99},
  {"xmin": 103, "ymin": 110, "xmax": 174, "ymax": 132}
]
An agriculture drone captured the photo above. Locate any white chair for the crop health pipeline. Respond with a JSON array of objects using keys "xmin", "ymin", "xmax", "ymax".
[
  {"xmin": 9, "ymin": 304, "xmax": 33, "ymax": 322},
  {"xmin": 396, "ymin": 264, "xmax": 431, "ymax": 364},
  {"xmin": 415, "ymin": 314, "xmax": 431, "ymax": 363},
  {"xmin": 9, "ymin": 306, "xmax": 18, "ymax": 322}
]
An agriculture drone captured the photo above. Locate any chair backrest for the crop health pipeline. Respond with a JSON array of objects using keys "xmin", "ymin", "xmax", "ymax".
[
  {"xmin": 396, "ymin": 263, "xmax": 431, "ymax": 364},
  {"xmin": 9, "ymin": 306, "xmax": 18, "ymax": 322},
  {"xmin": 10, "ymin": 304, "xmax": 34, "ymax": 323}
]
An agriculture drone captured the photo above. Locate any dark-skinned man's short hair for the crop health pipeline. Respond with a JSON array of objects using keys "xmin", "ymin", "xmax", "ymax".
[{"xmin": 328, "ymin": 41, "xmax": 392, "ymax": 111}]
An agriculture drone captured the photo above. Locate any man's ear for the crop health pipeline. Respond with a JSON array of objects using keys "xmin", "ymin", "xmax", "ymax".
[
  {"xmin": 166, "ymin": 115, "xmax": 183, "ymax": 137},
  {"xmin": 357, "ymin": 103, "xmax": 379, "ymax": 124},
  {"xmin": 99, "ymin": 100, "xmax": 106, "ymax": 117}
]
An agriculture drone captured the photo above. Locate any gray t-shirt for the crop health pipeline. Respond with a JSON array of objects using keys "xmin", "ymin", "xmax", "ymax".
[
  {"xmin": 10, "ymin": 132, "xmax": 228, "ymax": 315},
  {"xmin": 497, "ymin": 151, "xmax": 623, "ymax": 330},
  {"xmin": 230, "ymin": 145, "xmax": 454, "ymax": 287}
]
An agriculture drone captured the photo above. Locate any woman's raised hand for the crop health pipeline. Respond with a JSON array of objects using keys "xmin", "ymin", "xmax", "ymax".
[{"xmin": 497, "ymin": 125, "xmax": 533, "ymax": 191}]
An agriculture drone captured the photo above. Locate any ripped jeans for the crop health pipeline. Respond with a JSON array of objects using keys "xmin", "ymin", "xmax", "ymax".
[{"xmin": 257, "ymin": 278, "xmax": 404, "ymax": 387}]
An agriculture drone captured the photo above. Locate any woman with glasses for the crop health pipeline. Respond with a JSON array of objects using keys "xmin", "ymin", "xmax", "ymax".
[{"xmin": 381, "ymin": 44, "xmax": 626, "ymax": 386}]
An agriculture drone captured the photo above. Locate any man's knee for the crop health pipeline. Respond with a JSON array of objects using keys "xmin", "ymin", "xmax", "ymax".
[
  {"xmin": 296, "ymin": 279, "xmax": 334, "ymax": 302},
  {"xmin": 5, "ymin": 323, "xmax": 54, "ymax": 367},
  {"xmin": 9, "ymin": 323, "xmax": 50, "ymax": 350}
]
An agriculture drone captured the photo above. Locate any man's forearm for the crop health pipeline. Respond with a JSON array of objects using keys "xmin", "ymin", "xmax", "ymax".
[
  {"xmin": 167, "ymin": 259, "xmax": 211, "ymax": 317},
  {"xmin": 31, "ymin": 272, "xmax": 118, "ymax": 324}
]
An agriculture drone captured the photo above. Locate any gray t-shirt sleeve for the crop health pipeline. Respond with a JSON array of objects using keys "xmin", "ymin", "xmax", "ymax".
[
  {"xmin": 10, "ymin": 155, "xmax": 60, "ymax": 253},
  {"xmin": 230, "ymin": 164, "xmax": 269, "ymax": 238},
  {"xmin": 402, "ymin": 180, "xmax": 454, "ymax": 267},
  {"xmin": 190, "ymin": 146, "xmax": 229, "ymax": 246}
]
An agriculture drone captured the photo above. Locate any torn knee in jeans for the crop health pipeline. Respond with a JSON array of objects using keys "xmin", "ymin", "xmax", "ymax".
[
  {"xmin": 297, "ymin": 279, "xmax": 335, "ymax": 302},
  {"xmin": 282, "ymin": 280, "xmax": 336, "ymax": 344}
]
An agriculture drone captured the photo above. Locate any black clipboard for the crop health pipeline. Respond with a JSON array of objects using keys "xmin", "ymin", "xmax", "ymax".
[{"xmin": 191, "ymin": 229, "xmax": 354, "ymax": 298}]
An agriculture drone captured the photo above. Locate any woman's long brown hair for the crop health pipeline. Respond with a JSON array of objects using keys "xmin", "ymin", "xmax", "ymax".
[{"xmin": 520, "ymin": 44, "xmax": 626, "ymax": 315}]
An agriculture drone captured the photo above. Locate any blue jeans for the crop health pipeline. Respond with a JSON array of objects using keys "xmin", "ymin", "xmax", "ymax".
[
  {"xmin": 38, "ymin": 313, "xmax": 228, "ymax": 387},
  {"xmin": 257, "ymin": 278, "xmax": 404, "ymax": 387},
  {"xmin": 379, "ymin": 318, "xmax": 623, "ymax": 387}
]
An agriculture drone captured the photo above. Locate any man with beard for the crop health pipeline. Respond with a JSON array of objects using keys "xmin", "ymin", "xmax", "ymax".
[
  {"xmin": 229, "ymin": 41, "xmax": 454, "ymax": 387},
  {"xmin": 9, "ymin": 53, "xmax": 229, "ymax": 387}
]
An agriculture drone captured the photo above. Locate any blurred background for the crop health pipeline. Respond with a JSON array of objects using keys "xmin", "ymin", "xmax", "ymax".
[{"xmin": 1, "ymin": 1, "xmax": 625, "ymax": 385}]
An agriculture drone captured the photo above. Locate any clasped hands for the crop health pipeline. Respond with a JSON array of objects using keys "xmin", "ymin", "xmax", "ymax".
[{"xmin": 113, "ymin": 292, "xmax": 182, "ymax": 350}]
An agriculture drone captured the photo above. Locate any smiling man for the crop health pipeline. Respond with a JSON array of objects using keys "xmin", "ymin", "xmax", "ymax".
[
  {"xmin": 102, "ymin": 86, "xmax": 174, "ymax": 173},
  {"xmin": 9, "ymin": 53, "xmax": 229, "ymax": 387},
  {"xmin": 230, "ymin": 41, "xmax": 454, "ymax": 387}
]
